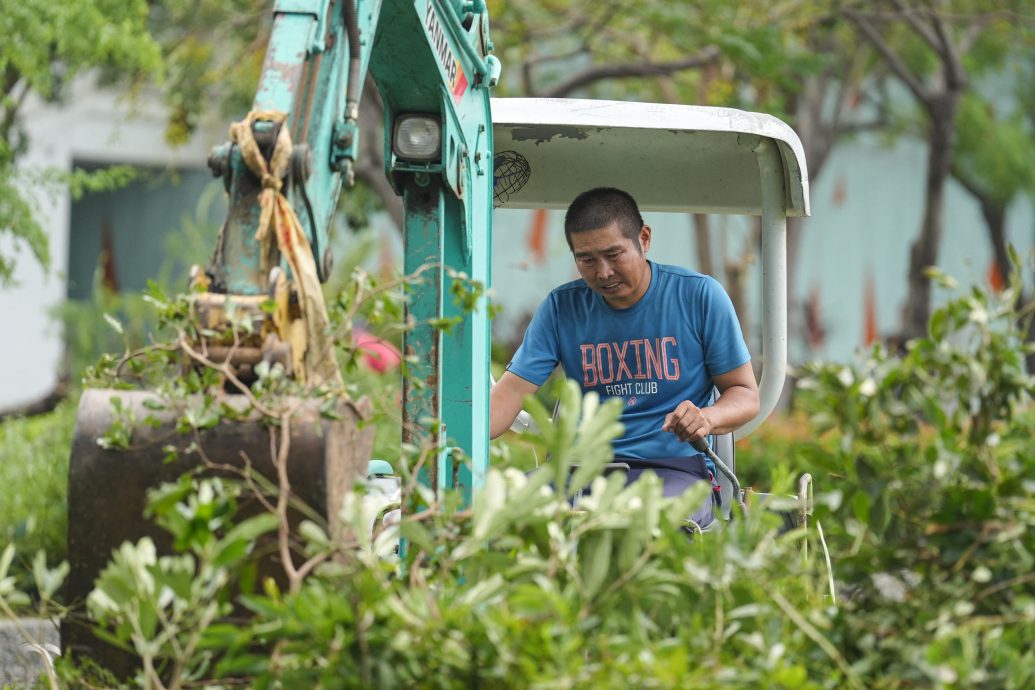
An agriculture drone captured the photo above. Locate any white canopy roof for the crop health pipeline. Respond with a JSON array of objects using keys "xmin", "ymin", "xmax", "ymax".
[{"xmin": 491, "ymin": 98, "xmax": 810, "ymax": 218}]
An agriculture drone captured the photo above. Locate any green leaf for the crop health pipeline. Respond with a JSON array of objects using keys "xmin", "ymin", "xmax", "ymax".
[
  {"xmin": 929, "ymin": 308, "xmax": 947, "ymax": 340},
  {"xmin": 103, "ymin": 312, "xmax": 125, "ymax": 335},
  {"xmin": 319, "ymin": 397, "xmax": 344, "ymax": 420},
  {"xmin": 31, "ymin": 551, "xmax": 68, "ymax": 600},
  {"xmin": 299, "ymin": 520, "xmax": 331, "ymax": 549},
  {"xmin": 852, "ymin": 491, "xmax": 871, "ymax": 526},
  {"xmin": 212, "ymin": 538, "xmax": 251, "ymax": 568},
  {"xmin": 580, "ymin": 528, "xmax": 613, "ymax": 598},
  {"xmin": 401, "ymin": 520, "xmax": 434, "ymax": 553},
  {"xmin": 869, "ymin": 492, "xmax": 891, "ymax": 535},
  {"xmin": 224, "ymin": 512, "xmax": 280, "ymax": 545},
  {"xmin": 215, "ymin": 652, "xmax": 271, "ymax": 676},
  {"xmin": 0, "ymin": 544, "xmax": 14, "ymax": 581}
]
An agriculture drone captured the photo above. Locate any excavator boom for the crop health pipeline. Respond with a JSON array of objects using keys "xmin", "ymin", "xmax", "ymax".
[{"xmin": 65, "ymin": 0, "xmax": 499, "ymax": 671}]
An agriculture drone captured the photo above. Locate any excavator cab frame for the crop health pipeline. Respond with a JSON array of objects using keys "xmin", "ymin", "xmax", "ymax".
[{"xmin": 485, "ymin": 97, "xmax": 811, "ymax": 523}]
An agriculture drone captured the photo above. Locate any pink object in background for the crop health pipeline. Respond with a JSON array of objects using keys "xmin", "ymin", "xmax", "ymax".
[{"xmin": 354, "ymin": 328, "xmax": 402, "ymax": 373}]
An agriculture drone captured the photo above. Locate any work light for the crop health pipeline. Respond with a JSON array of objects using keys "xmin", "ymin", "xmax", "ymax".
[{"xmin": 393, "ymin": 114, "xmax": 441, "ymax": 162}]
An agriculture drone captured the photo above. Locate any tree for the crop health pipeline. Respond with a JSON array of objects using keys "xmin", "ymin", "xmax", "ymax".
[
  {"xmin": 950, "ymin": 54, "xmax": 1035, "ymax": 370},
  {"xmin": 0, "ymin": 0, "xmax": 162, "ymax": 284},
  {"xmin": 777, "ymin": 17, "xmax": 895, "ymax": 355},
  {"xmin": 842, "ymin": 0, "xmax": 1035, "ymax": 341}
]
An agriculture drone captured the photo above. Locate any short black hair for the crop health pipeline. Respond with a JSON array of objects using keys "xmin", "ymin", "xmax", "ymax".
[{"xmin": 564, "ymin": 187, "xmax": 644, "ymax": 249}]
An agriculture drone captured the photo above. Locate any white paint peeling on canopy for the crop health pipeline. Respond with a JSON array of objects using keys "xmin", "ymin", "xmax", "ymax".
[{"xmin": 491, "ymin": 98, "xmax": 810, "ymax": 218}]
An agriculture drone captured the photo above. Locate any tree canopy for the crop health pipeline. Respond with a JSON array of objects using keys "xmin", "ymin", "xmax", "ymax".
[{"xmin": 0, "ymin": 0, "xmax": 162, "ymax": 284}]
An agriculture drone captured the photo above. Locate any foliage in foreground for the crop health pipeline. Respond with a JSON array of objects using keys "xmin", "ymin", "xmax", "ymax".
[
  {"xmin": 1, "ymin": 258, "xmax": 1033, "ymax": 688},
  {"xmin": 0, "ymin": 398, "xmax": 76, "ymax": 572},
  {"xmin": 789, "ymin": 262, "xmax": 1035, "ymax": 689},
  {"xmin": 24, "ymin": 385, "xmax": 824, "ymax": 690}
]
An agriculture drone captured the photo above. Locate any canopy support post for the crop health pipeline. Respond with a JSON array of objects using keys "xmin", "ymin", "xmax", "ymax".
[{"xmin": 736, "ymin": 137, "xmax": 787, "ymax": 439}]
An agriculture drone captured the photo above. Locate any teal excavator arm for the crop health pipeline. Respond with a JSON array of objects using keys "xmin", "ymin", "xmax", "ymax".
[
  {"xmin": 66, "ymin": 1, "xmax": 500, "ymax": 669},
  {"xmin": 202, "ymin": 0, "xmax": 500, "ymax": 495}
]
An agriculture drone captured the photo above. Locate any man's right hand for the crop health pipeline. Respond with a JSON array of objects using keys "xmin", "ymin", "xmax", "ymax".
[
  {"xmin": 489, "ymin": 371, "xmax": 541, "ymax": 439},
  {"xmin": 661, "ymin": 400, "xmax": 714, "ymax": 444}
]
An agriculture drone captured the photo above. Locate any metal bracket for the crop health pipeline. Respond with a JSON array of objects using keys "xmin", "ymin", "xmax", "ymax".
[
  {"xmin": 331, "ymin": 120, "xmax": 360, "ymax": 184},
  {"xmin": 473, "ymin": 124, "xmax": 486, "ymax": 176},
  {"xmin": 440, "ymin": 101, "xmax": 472, "ymax": 262},
  {"xmin": 437, "ymin": 445, "xmax": 464, "ymax": 494},
  {"xmin": 430, "ymin": 0, "xmax": 488, "ymax": 85},
  {"xmin": 274, "ymin": 0, "xmax": 332, "ymax": 53}
]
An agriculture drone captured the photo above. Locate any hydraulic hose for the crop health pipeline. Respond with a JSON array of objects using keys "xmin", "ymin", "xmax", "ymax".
[{"xmin": 343, "ymin": 0, "xmax": 361, "ymax": 121}]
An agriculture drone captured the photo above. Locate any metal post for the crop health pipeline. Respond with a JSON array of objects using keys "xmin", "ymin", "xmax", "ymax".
[
  {"xmin": 439, "ymin": 146, "xmax": 491, "ymax": 500},
  {"xmin": 401, "ymin": 178, "xmax": 445, "ymax": 484},
  {"xmin": 736, "ymin": 137, "xmax": 787, "ymax": 439}
]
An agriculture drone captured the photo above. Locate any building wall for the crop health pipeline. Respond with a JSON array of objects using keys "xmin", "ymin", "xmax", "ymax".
[
  {"xmin": 0, "ymin": 76, "xmax": 226, "ymax": 410},
  {"xmin": 66, "ymin": 166, "xmax": 224, "ymax": 300}
]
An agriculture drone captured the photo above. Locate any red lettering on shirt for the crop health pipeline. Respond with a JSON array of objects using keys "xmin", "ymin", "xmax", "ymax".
[
  {"xmin": 630, "ymin": 339, "xmax": 646, "ymax": 379},
  {"xmin": 644, "ymin": 338, "xmax": 664, "ymax": 379},
  {"xmin": 612, "ymin": 341, "xmax": 633, "ymax": 381},
  {"xmin": 580, "ymin": 344, "xmax": 597, "ymax": 386},
  {"xmin": 661, "ymin": 336, "xmax": 680, "ymax": 380},
  {"xmin": 596, "ymin": 343, "xmax": 614, "ymax": 384},
  {"xmin": 578, "ymin": 337, "xmax": 681, "ymax": 388}
]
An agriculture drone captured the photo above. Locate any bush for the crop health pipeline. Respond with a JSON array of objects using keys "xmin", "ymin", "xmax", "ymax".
[
  {"xmin": 56, "ymin": 384, "xmax": 824, "ymax": 689},
  {"xmin": 0, "ymin": 396, "xmax": 77, "ymax": 580},
  {"xmin": 787, "ymin": 264, "xmax": 1035, "ymax": 688}
]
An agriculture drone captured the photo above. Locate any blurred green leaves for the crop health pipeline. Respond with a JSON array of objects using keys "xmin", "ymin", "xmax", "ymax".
[{"xmin": 0, "ymin": 0, "xmax": 162, "ymax": 284}]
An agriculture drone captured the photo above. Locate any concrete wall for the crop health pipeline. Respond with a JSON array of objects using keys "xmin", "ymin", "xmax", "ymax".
[
  {"xmin": 0, "ymin": 619, "xmax": 59, "ymax": 687},
  {"xmin": 0, "ymin": 76, "xmax": 226, "ymax": 410}
]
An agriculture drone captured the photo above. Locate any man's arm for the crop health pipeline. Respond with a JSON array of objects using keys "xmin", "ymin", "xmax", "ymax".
[
  {"xmin": 661, "ymin": 362, "xmax": 760, "ymax": 443},
  {"xmin": 489, "ymin": 371, "xmax": 541, "ymax": 439}
]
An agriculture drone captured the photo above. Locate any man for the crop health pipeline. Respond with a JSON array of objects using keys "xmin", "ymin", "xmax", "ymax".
[{"xmin": 490, "ymin": 188, "xmax": 759, "ymax": 526}]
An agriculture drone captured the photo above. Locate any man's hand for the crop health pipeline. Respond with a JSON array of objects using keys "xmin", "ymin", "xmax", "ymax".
[
  {"xmin": 662, "ymin": 400, "xmax": 713, "ymax": 444},
  {"xmin": 661, "ymin": 362, "xmax": 760, "ymax": 445},
  {"xmin": 489, "ymin": 371, "xmax": 540, "ymax": 439}
]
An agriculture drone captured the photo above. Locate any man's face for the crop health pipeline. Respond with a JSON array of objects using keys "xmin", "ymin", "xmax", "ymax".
[{"xmin": 570, "ymin": 222, "xmax": 652, "ymax": 309}]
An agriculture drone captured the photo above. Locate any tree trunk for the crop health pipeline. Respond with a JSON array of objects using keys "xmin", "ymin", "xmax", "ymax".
[
  {"xmin": 979, "ymin": 198, "xmax": 1009, "ymax": 288},
  {"xmin": 981, "ymin": 197, "xmax": 1035, "ymax": 373},
  {"xmin": 692, "ymin": 213, "xmax": 714, "ymax": 277},
  {"xmin": 902, "ymin": 98, "xmax": 958, "ymax": 341},
  {"xmin": 723, "ymin": 218, "xmax": 761, "ymax": 347}
]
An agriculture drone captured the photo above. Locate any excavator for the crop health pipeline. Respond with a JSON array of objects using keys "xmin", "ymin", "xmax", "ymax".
[{"xmin": 63, "ymin": 0, "xmax": 811, "ymax": 669}]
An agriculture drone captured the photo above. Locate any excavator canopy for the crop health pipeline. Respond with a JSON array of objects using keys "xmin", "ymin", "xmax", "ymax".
[{"xmin": 491, "ymin": 97, "xmax": 809, "ymax": 217}]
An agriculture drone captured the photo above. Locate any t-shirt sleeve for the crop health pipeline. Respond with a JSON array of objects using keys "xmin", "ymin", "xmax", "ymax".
[
  {"xmin": 507, "ymin": 295, "xmax": 561, "ymax": 386},
  {"xmin": 700, "ymin": 276, "xmax": 751, "ymax": 377}
]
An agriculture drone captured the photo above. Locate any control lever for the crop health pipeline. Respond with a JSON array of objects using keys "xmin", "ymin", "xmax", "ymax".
[{"xmin": 691, "ymin": 437, "xmax": 746, "ymax": 513}]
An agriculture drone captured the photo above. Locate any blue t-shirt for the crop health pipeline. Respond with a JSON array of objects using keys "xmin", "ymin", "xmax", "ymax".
[{"xmin": 507, "ymin": 261, "xmax": 750, "ymax": 465}]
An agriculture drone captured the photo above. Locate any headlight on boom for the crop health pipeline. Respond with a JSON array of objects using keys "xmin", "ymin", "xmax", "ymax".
[{"xmin": 393, "ymin": 114, "xmax": 441, "ymax": 162}]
